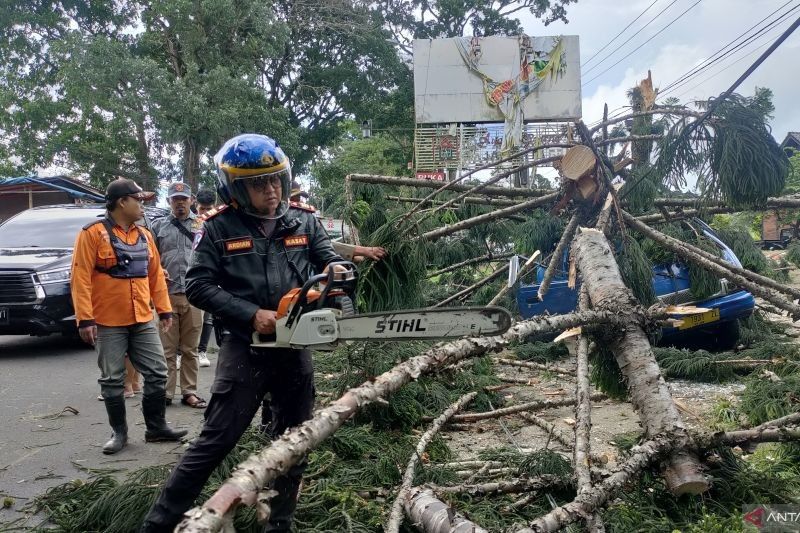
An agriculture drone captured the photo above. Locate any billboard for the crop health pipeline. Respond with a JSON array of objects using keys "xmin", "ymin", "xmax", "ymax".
[{"xmin": 413, "ymin": 35, "xmax": 581, "ymax": 125}]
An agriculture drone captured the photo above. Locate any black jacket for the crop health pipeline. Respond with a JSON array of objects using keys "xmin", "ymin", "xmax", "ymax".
[{"xmin": 185, "ymin": 205, "xmax": 342, "ymax": 341}]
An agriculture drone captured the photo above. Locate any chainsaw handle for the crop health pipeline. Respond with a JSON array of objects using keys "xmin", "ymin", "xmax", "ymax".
[{"xmin": 285, "ymin": 261, "xmax": 357, "ymax": 328}]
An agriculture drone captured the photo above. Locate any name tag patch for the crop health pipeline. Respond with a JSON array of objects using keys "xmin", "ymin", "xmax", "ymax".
[
  {"xmin": 284, "ymin": 235, "xmax": 309, "ymax": 248},
  {"xmin": 224, "ymin": 238, "xmax": 254, "ymax": 253}
]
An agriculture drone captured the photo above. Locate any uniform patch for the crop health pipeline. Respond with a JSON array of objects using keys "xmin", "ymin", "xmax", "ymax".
[
  {"xmin": 224, "ymin": 237, "xmax": 254, "ymax": 253},
  {"xmin": 192, "ymin": 228, "xmax": 204, "ymax": 250},
  {"xmin": 284, "ymin": 235, "xmax": 309, "ymax": 248},
  {"xmin": 289, "ymin": 201, "xmax": 316, "ymax": 213}
]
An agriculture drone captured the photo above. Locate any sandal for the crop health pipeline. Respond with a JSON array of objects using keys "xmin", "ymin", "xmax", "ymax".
[{"xmin": 181, "ymin": 394, "xmax": 208, "ymax": 409}]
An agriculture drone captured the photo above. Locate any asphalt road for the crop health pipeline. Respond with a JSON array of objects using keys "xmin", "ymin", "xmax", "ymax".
[{"xmin": 0, "ymin": 333, "xmax": 216, "ymax": 526}]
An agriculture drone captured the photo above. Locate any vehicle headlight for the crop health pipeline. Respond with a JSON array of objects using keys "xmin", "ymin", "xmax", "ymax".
[{"xmin": 37, "ymin": 267, "xmax": 71, "ymax": 284}]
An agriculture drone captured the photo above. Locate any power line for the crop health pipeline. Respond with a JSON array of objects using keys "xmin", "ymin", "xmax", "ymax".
[
  {"xmin": 669, "ymin": 22, "xmax": 785, "ymax": 101},
  {"xmin": 620, "ymin": 14, "xmax": 800, "ymax": 199},
  {"xmin": 659, "ymin": 0, "xmax": 796, "ymax": 93},
  {"xmin": 581, "ymin": 0, "xmax": 662, "ymax": 69},
  {"xmin": 583, "ymin": 0, "xmax": 704, "ymax": 87},
  {"xmin": 659, "ymin": 1, "xmax": 800, "ymax": 95},
  {"xmin": 582, "ymin": 0, "xmax": 680, "ymax": 76}
]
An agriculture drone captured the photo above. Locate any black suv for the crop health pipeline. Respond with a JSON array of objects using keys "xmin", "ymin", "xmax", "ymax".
[{"xmin": 0, "ymin": 204, "xmax": 166, "ymax": 336}]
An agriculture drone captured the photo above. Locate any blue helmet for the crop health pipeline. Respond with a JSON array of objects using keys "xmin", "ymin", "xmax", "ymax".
[{"xmin": 213, "ymin": 134, "xmax": 292, "ymax": 218}]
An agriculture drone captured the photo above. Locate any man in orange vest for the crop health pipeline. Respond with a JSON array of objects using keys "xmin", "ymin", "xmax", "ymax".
[{"xmin": 71, "ymin": 178, "xmax": 187, "ymax": 454}]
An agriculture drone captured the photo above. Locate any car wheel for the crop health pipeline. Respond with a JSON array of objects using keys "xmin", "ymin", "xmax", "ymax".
[{"xmin": 713, "ymin": 320, "xmax": 740, "ymax": 351}]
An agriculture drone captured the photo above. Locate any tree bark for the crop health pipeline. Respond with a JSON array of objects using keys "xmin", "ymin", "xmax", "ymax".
[
  {"xmin": 493, "ymin": 357, "xmax": 573, "ymax": 376},
  {"xmin": 402, "ymin": 487, "xmax": 489, "ymax": 533},
  {"xmin": 697, "ymin": 426, "xmax": 800, "ymax": 448},
  {"xmin": 517, "ymin": 435, "xmax": 678, "ymax": 533},
  {"xmin": 428, "ymin": 252, "xmax": 515, "ymax": 278},
  {"xmin": 426, "ymin": 475, "xmax": 570, "ymax": 496},
  {"xmin": 432, "ymin": 264, "xmax": 510, "ymax": 307},
  {"xmin": 752, "ymin": 411, "xmax": 800, "ymax": 431},
  {"xmin": 622, "ymin": 211, "xmax": 800, "ymax": 314},
  {"xmin": 587, "ymin": 108, "xmax": 705, "ymax": 135},
  {"xmin": 635, "ymin": 207, "xmax": 734, "ymax": 224},
  {"xmin": 386, "ymin": 392, "xmax": 477, "ymax": 533},
  {"xmin": 572, "ymin": 228, "xmax": 709, "ymax": 496},
  {"xmin": 349, "ymin": 174, "xmax": 555, "ymax": 198},
  {"xmin": 414, "ymin": 157, "xmax": 562, "ymax": 226},
  {"xmin": 538, "ymin": 211, "xmax": 582, "ymax": 301},
  {"xmin": 420, "ymin": 193, "xmax": 560, "ymax": 242},
  {"xmin": 400, "ymin": 151, "xmax": 566, "ymax": 224},
  {"xmin": 389, "ymin": 195, "xmax": 519, "ymax": 208},
  {"xmin": 652, "ymin": 196, "xmax": 800, "ymax": 209},
  {"xmin": 182, "ymin": 138, "xmax": 200, "ymax": 192},
  {"xmin": 443, "ymin": 394, "xmax": 607, "ymax": 424}
]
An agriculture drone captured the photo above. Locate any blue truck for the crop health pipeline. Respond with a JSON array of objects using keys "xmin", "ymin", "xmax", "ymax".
[{"xmin": 516, "ymin": 218, "xmax": 755, "ymax": 349}]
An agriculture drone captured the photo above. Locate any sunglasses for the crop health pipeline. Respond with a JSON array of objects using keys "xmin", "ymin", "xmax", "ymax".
[{"xmin": 246, "ymin": 175, "xmax": 283, "ymax": 192}]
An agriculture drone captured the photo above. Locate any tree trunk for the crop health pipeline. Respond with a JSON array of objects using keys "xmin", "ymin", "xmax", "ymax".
[
  {"xmin": 386, "ymin": 392, "xmax": 477, "ymax": 533},
  {"xmin": 133, "ymin": 115, "xmax": 157, "ymax": 193},
  {"xmin": 428, "ymin": 252, "xmax": 515, "ymax": 278},
  {"xmin": 652, "ymin": 196, "xmax": 800, "ymax": 209},
  {"xmin": 443, "ymin": 393, "xmax": 607, "ymax": 424},
  {"xmin": 403, "ymin": 487, "xmax": 489, "ymax": 533},
  {"xmin": 426, "ymin": 475, "xmax": 570, "ymax": 496},
  {"xmin": 420, "ymin": 193, "xmax": 560, "ymax": 242},
  {"xmin": 622, "ymin": 211, "xmax": 800, "ymax": 313},
  {"xmin": 493, "ymin": 357, "xmax": 573, "ymax": 375},
  {"xmin": 183, "ymin": 138, "xmax": 200, "ymax": 192},
  {"xmin": 389, "ymin": 195, "xmax": 519, "ymax": 208},
  {"xmin": 414, "ymin": 157, "xmax": 561, "ymax": 226},
  {"xmin": 349, "ymin": 174, "xmax": 555, "ymax": 198},
  {"xmin": 538, "ymin": 211, "xmax": 582, "ymax": 300},
  {"xmin": 572, "ymin": 228, "xmax": 709, "ymax": 496}
]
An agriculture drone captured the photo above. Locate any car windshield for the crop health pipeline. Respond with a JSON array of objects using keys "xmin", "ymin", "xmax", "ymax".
[{"xmin": 0, "ymin": 208, "xmax": 106, "ymax": 248}]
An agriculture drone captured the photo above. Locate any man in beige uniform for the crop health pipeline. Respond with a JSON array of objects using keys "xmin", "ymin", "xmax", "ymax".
[{"xmin": 150, "ymin": 182, "xmax": 207, "ymax": 408}]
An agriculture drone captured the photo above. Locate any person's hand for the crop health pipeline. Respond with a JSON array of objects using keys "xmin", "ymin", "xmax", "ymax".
[
  {"xmin": 160, "ymin": 317, "xmax": 173, "ymax": 333},
  {"xmin": 79, "ymin": 325, "xmax": 97, "ymax": 346},
  {"xmin": 362, "ymin": 246, "xmax": 387, "ymax": 261},
  {"xmin": 252, "ymin": 309, "xmax": 277, "ymax": 335}
]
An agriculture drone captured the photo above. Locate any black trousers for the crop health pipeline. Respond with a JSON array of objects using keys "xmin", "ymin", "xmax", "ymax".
[{"xmin": 140, "ymin": 338, "xmax": 315, "ymax": 532}]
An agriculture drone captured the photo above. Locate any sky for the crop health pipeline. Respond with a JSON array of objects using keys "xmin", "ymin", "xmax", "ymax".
[{"xmin": 518, "ymin": 0, "xmax": 800, "ymax": 141}]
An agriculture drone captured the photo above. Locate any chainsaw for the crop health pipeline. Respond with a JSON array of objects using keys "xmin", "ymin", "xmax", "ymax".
[{"xmin": 251, "ymin": 261, "xmax": 512, "ymax": 350}]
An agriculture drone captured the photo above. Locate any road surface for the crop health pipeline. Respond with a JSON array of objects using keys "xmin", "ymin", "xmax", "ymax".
[{"xmin": 0, "ymin": 333, "xmax": 216, "ymax": 526}]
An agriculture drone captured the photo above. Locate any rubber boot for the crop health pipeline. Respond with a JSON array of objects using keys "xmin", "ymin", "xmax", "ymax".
[
  {"xmin": 142, "ymin": 392, "xmax": 188, "ymax": 442},
  {"xmin": 102, "ymin": 395, "xmax": 128, "ymax": 454}
]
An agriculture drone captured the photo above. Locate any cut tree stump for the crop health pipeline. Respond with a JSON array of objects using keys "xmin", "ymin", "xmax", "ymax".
[{"xmin": 572, "ymin": 227, "xmax": 709, "ymax": 496}]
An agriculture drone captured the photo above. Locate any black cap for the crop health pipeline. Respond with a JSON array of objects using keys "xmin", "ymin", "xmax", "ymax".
[{"xmin": 105, "ymin": 178, "xmax": 155, "ymax": 202}]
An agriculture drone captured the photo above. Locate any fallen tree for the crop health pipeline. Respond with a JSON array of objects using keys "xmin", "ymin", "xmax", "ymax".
[
  {"xmin": 348, "ymin": 173, "xmax": 554, "ymax": 198},
  {"xmin": 572, "ymin": 227, "xmax": 708, "ymax": 495}
]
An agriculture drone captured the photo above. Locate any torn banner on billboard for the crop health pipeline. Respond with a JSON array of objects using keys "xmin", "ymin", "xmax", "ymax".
[{"xmin": 455, "ymin": 35, "xmax": 566, "ymax": 155}]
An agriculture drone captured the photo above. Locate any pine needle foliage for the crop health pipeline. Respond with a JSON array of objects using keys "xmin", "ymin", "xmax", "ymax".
[
  {"xmin": 711, "ymin": 219, "xmax": 788, "ymax": 281},
  {"xmin": 512, "ymin": 210, "xmax": 565, "ymax": 256},
  {"xmin": 589, "ymin": 345, "xmax": 628, "ymax": 400},
  {"xmin": 512, "ymin": 341, "xmax": 569, "ymax": 363},
  {"xmin": 653, "ymin": 347, "xmax": 737, "ymax": 382},
  {"xmin": 655, "ymin": 92, "xmax": 789, "ymax": 208},
  {"xmin": 616, "ymin": 235, "xmax": 657, "ymax": 306},
  {"xmin": 787, "ymin": 241, "xmax": 800, "ymax": 268},
  {"xmin": 703, "ymin": 95, "xmax": 789, "ymax": 208},
  {"xmin": 604, "ymin": 443, "xmax": 800, "ymax": 533},
  {"xmin": 740, "ymin": 371, "xmax": 800, "ymax": 426},
  {"xmin": 357, "ymin": 219, "xmax": 430, "ymax": 313}
]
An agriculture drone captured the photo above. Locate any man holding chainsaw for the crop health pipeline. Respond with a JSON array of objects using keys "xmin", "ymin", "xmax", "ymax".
[{"xmin": 141, "ymin": 134, "xmax": 342, "ymax": 532}]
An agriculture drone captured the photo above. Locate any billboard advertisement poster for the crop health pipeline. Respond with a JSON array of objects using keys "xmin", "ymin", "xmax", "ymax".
[{"xmin": 416, "ymin": 171, "xmax": 446, "ymax": 181}]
